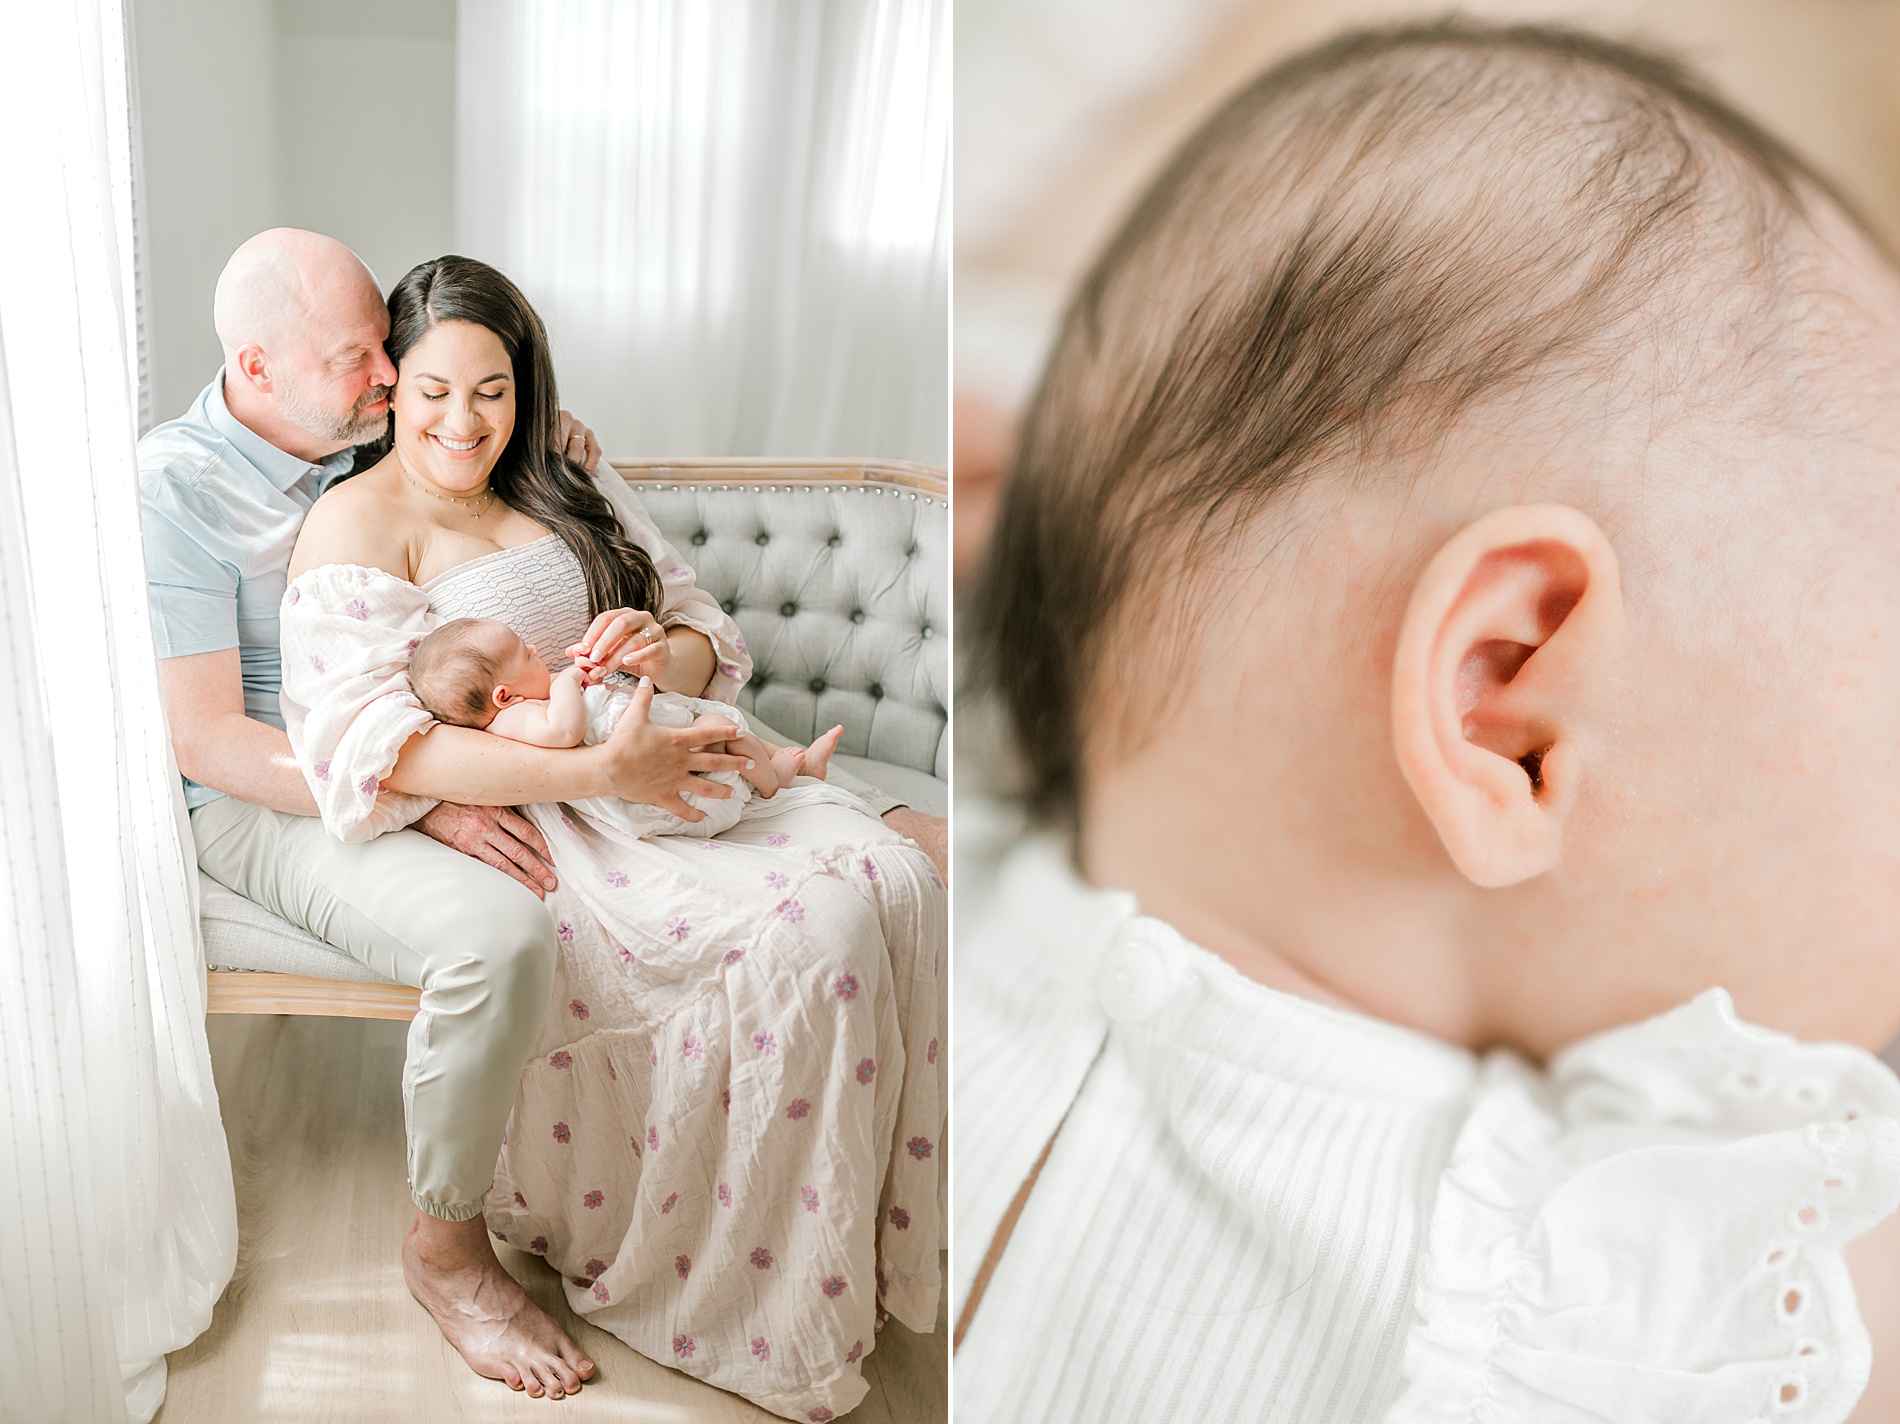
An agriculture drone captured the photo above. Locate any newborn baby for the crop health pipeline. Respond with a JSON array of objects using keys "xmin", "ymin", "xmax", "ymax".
[{"xmin": 408, "ymin": 616, "xmax": 841, "ymax": 837}]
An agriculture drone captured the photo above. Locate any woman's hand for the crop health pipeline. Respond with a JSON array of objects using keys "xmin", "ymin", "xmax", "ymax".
[
  {"xmin": 568, "ymin": 608, "xmax": 670, "ymax": 685},
  {"xmin": 591, "ymin": 678, "xmax": 752, "ymax": 818}
]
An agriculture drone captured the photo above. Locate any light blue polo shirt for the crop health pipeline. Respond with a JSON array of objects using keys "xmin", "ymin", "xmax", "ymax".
[{"xmin": 138, "ymin": 372, "xmax": 359, "ymax": 808}]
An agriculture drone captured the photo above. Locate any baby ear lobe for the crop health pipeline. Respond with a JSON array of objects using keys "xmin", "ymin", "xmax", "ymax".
[{"xmin": 1390, "ymin": 504, "xmax": 1623, "ymax": 888}]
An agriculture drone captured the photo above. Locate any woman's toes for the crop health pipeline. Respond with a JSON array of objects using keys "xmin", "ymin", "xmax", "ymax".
[{"xmin": 503, "ymin": 1365, "xmax": 524, "ymax": 1391}]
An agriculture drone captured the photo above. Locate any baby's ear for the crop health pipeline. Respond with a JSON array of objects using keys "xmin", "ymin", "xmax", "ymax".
[
  {"xmin": 491, "ymin": 683, "xmax": 515, "ymax": 708},
  {"xmin": 1390, "ymin": 504, "xmax": 1623, "ymax": 887}
]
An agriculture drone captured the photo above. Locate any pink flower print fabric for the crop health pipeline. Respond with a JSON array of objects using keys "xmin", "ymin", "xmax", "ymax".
[{"xmin": 467, "ymin": 747, "xmax": 947, "ymax": 1421}]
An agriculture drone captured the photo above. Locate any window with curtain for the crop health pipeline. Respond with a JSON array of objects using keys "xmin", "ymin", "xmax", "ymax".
[
  {"xmin": 456, "ymin": 0, "xmax": 949, "ymax": 466},
  {"xmin": 0, "ymin": 2, "xmax": 238, "ymax": 1420}
]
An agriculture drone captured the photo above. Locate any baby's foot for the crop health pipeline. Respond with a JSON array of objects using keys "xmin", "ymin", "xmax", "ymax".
[
  {"xmin": 764, "ymin": 744, "xmax": 806, "ymax": 793},
  {"xmin": 802, "ymin": 725, "xmax": 844, "ymax": 781}
]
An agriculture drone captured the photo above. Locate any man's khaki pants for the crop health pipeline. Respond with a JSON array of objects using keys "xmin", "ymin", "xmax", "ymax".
[{"xmin": 192, "ymin": 796, "xmax": 556, "ymax": 1221}]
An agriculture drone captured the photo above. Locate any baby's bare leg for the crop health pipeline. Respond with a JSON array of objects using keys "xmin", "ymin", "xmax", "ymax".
[{"xmin": 725, "ymin": 730, "xmax": 800, "ymax": 796}]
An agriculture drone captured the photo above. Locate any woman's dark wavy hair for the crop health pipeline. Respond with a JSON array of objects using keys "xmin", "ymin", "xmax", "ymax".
[{"xmin": 380, "ymin": 255, "xmax": 662, "ymax": 619}]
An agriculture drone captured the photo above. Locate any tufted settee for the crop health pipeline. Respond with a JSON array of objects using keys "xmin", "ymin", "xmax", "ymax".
[{"xmin": 200, "ymin": 457, "xmax": 947, "ymax": 1020}]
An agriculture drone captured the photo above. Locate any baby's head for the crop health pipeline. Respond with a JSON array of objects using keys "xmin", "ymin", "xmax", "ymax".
[
  {"xmin": 980, "ymin": 20, "xmax": 1900, "ymax": 1053},
  {"xmin": 409, "ymin": 617, "xmax": 551, "ymax": 728}
]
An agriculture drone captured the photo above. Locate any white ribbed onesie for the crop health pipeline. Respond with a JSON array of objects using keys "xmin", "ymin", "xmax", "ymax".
[{"xmin": 955, "ymin": 797, "xmax": 1900, "ymax": 1424}]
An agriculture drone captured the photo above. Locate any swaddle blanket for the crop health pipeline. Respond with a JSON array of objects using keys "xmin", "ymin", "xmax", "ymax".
[{"xmin": 279, "ymin": 507, "xmax": 944, "ymax": 1421}]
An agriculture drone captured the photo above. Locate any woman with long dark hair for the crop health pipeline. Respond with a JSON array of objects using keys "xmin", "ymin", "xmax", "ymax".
[{"xmin": 280, "ymin": 255, "xmax": 944, "ymax": 1419}]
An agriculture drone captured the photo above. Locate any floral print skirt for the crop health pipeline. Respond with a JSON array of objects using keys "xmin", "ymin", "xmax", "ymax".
[{"xmin": 484, "ymin": 785, "xmax": 944, "ymax": 1422}]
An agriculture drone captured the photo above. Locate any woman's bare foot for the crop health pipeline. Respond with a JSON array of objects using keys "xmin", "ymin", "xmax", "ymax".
[{"xmin": 402, "ymin": 1209, "xmax": 597, "ymax": 1399}]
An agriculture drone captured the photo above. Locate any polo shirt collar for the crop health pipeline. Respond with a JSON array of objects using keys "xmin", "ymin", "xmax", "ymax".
[{"xmin": 203, "ymin": 368, "xmax": 336, "ymax": 493}]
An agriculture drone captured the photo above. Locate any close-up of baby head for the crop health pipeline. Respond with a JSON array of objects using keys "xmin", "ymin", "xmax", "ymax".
[
  {"xmin": 407, "ymin": 616, "xmax": 550, "ymax": 729},
  {"xmin": 979, "ymin": 18, "xmax": 1900, "ymax": 1058}
]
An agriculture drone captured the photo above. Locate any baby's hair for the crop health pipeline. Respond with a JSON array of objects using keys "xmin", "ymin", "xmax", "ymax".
[
  {"xmin": 975, "ymin": 18, "xmax": 1876, "ymax": 835},
  {"xmin": 409, "ymin": 618, "xmax": 507, "ymax": 727}
]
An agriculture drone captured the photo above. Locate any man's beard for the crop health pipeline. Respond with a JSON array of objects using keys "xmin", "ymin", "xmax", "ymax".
[{"xmin": 277, "ymin": 378, "xmax": 391, "ymax": 446}]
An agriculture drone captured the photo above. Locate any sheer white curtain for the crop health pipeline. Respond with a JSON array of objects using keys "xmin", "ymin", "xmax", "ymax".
[
  {"xmin": 456, "ymin": 0, "xmax": 948, "ymax": 466},
  {"xmin": 0, "ymin": 2, "xmax": 237, "ymax": 1421}
]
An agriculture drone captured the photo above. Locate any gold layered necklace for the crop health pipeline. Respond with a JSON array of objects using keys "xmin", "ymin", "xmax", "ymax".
[{"xmin": 397, "ymin": 446, "xmax": 495, "ymax": 516}]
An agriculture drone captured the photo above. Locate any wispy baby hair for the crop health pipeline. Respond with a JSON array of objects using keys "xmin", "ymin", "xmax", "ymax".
[
  {"xmin": 409, "ymin": 617, "xmax": 505, "ymax": 727},
  {"xmin": 975, "ymin": 17, "xmax": 1864, "ymax": 835}
]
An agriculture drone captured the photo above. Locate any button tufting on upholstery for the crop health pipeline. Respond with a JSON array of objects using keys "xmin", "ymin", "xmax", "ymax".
[
  {"xmin": 921, "ymin": 624, "xmax": 934, "ymax": 639},
  {"xmin": 906, "ymin": 542, "xmax": 919, "ymax": 558},
  {"xmin": 691, "ymin": 530, "xmax": 708, "ymax": 546},
  {"xmin": 780, "ymin": 601, "xmax": 798, "ymax": 617},
  {"xmin": 809, "ymin": 678, "xmax": 826, "ymax": 694},
  {"xmin": 755, "ymin": 531, "xmax": 770, "ymax": 546},
  {"xmin": 850, "ymin": 609, "xmax": 866, "ymax": 624},
  {"xmin": 722, "ymin": 599, "xmax": 736, "ymax": 614},
  {"xmin": 827, "ymin": 532, "xmax": 842, "ymax": 547},
  {"xmin": 869, "ymin": 682, "xmax": 884, "ymax": 699}
]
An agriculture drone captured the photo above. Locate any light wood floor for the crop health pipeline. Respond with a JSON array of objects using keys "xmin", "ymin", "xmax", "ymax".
[{"xmin": 158, "ymin": 1013, "xmax": 947, "ymax": 1423}]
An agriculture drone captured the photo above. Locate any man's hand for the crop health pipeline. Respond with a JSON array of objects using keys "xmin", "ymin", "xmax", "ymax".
[
  {"xmin": 594, "ymin": 678, "xmax": 753, "ymax": 820},
  {"xmin": 556, "ymin": 409, "xmax": 602, "ymax": 474},
  {"xmin": 882, "ymin": 806, "xmax": 947, "ymax": 883},
  {"xmin": 415, "ymin": 802, "xmax": 558, "ymax": 898}
]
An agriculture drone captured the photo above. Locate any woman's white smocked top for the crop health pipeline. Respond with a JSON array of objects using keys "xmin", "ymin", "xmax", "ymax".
[{"xmin": 953, "ymin": 801, "xmax": 1900, "ymax": 1424}]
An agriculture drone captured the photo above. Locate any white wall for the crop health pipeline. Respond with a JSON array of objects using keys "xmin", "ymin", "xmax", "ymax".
[
  {"xmin": 132, "ymin": 0, "xmax": 280, "ymax": 424},
  {"xmin": 276, "ymin": 0, "xmax": 457, "ymax": 297},
  {"xmin": 130, "ymin": 0, "xmax": 457, "ymax": 428}
]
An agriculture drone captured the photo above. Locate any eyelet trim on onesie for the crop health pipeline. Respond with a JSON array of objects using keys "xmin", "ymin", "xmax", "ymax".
[{"xmin": 1387, "ymin": 990, "xmax": 1900, "ymax": 1424}]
